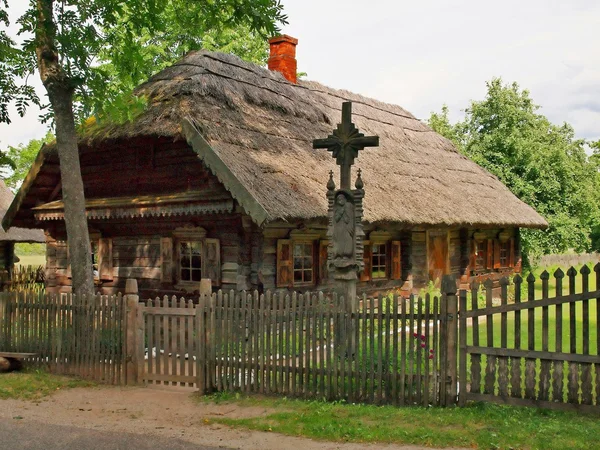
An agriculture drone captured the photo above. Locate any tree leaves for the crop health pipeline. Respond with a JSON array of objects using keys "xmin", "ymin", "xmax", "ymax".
[
  {"xmin": 1, "ymin": 0, "xmax": 287, "ymax": 126},
  {"xmin": 429, "ymin": 78, "xmax": 600, "ymax": 259}
]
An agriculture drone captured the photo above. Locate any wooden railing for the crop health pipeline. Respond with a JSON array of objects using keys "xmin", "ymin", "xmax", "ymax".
[{"xmin": 459, "ymin": 266, "xmax": 600, "ymax": 413}]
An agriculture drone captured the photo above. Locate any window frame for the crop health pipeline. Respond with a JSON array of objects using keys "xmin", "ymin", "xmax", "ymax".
[
  {"xmin": 370, "ymin": 241, "xmax": 389, "ymax": 280},
  {"xmin": 176, "ymin": 239, "xmax": 204, "ymax": 286},
  {"xmin": 291, "ymin": 240, "xmax": 316, "ymax": 287}
]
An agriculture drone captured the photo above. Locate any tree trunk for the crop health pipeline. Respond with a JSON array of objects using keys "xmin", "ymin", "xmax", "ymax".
[{"xmin": 35, "ymin": 0, "xmax": 94, "ymax": 296}]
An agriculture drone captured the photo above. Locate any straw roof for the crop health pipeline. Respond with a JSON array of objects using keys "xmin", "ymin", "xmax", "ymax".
[
  {"xmin": 6, "ymin": 50, "xmax": 547, "ymax": 229},
  {"xmin": 0, "ymin": 180, "xmax": 45, "ymax": 242}
]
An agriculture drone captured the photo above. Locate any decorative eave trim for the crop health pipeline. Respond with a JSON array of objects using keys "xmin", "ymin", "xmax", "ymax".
[
  {"xmin": 2, "ymin": 143, "xmax": 51, "ymax": 231},
  {"xmin": 181, "ymin": 118, "xmax": 270, "ymax": 227},
  {"xmin": 34, "ymin": 200, "xmax": 233, "ymax": 221}
]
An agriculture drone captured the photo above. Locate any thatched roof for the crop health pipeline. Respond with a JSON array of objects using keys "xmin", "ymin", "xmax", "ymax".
[
  {"xmin": 5, "ymin": 50, "xmax": 547, "ymax": 229},
  {"xmin": 0, "ymin": 180, "xmax": 45, "ymax": 242}
]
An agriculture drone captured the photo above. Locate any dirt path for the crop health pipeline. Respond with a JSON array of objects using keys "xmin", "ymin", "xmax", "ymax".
[{"xmin": 0, "ymin": 385, "xmax": 458, "ymax": 450}]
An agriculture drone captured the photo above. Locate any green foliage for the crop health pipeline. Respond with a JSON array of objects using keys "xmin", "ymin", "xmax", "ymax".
[
  {"xmin": 429, "ymin": 79, "xmax": 600, "ymax": 259},
  {"xmin": 1, "ymin": 0, "xmax": 287, "ymax": 127},
  {"xmin": 14, "ymin": 243, "xmax": 46, "ymax": 256},
  {"xmin": 3, "ymin": 131, "xmax": 54, "ymax": 190}
]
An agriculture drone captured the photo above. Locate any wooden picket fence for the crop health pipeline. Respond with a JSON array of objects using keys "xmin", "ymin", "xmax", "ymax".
[
  {"xmin": 1, "ymin": 266, "xmax": 599, "ymax": 413},
  {"xmin": 459, "ymin": 266, "xmax": 600, "ymax": 413},
  {"xmin": 136, "ymin": 289, "xmax": 454, "ymax": 406},
  {"xmin": 0, "ymin": 291, "xmax": 126, "ymax": 384}
]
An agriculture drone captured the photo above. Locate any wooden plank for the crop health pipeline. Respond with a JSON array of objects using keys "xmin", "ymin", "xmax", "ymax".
[
  {"xmin": 415, "ymin": 296, "xmax": 422, "ymax": 405},
  {"xmin": 179, "ymin": 298, "xmax": 186, "ymax": 387},
  {"xmin": 360, "ymin": 294, "xmax": 367, "ymax": 403},
  {"xmin": 580, "ymin": 265, "xmax": 593, "ymax": 405},
  {"xmin": 567, "ymin": 267, "xmax": 579, "ymax": 404},
  {"xmin": 525, "ymin": 274, "xmax": 536, "ymax": 400},
  {"xmin": 470, "ymin": 283, "xmax": 481, "ymax": 396},
  {"xmin": 209, "ymin": 293, "xmax": 217, "ymax": 392},
  {"xmin": 319, "ymin": 293, "xmax": 326, "ymax": 399},
  {"xmin": 466, "ymin": 346, "xmax": 600, "ymax": 364},
  {"xmin": 385, "ymin": 293, "xmax": 392, "ymax": 404},
  {"xmin": 458, "ymin": 290, "xmax": 467, "ymax": 407},
  {"xmin": 596, "ymin": 263, "xmax": 600, "ymax": 406},
  {"xmin": 432, "ymin": 295, "xmax": 439, "ymax": 406},
  {"xmin": 265, "ymin": 291, "xmax": 272, "ymax": 394},
  {"xmin": 392, "ymin": 294, "xmax": 399, "ymax": 406},
  {"xmin": 215, "ymin": 291, "xmax": 223, "ymax": 392},
  {"xmin": 369, "ymin": 295, "xmax": 375, "ymax": 404},
  {"xmin": 154, "ymin": 298, "xmax": 162, "ymax": 384},
  {"xmin": 511, "ymin": 276, "xmax": 522, "ymax": 398},
  {"xmin": 423, "ymin": 294, "xmax": 431, "ymax": 407},
  {"xmin": 484, "ymin": 279, "xmax": 495, "ymax": 395},
  {"xmin": 290, "ymin": 292, "xmax": 297, "ymax": 396},
  {"xmin": 539, "ymin": 271, "xmax": 551, "ymax": 401}
]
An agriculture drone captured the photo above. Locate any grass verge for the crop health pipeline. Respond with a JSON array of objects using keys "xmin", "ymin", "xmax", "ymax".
[
  {"xmin": 200, "ymin": 393, "xmax": 600, "ymax": 449},
  {"xmin": 0, "ymin": 370, "xmax": 94, "ymax": 400}
]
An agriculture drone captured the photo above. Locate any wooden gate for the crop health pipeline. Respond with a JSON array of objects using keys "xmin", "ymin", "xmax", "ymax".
[
  {"xmin": 137, "ymin": 296, "xmax": 200, "ymax": 387},
  {"xmin": 458, "ymin": 269, "xmax": 600, "ymax": 413}
]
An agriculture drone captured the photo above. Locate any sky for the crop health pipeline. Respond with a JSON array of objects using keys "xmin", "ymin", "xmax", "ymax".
[{"xmin": 1, "ymin": 0, "xmax": 599, "ymax": 150}]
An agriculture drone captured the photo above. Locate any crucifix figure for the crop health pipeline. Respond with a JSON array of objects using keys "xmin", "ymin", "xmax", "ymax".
[
  {"xmin": 313, "ymin": 101, "xmax": 379, "ymax": 357},
  {"xmin": 313, "ymin": 102, "xmax": 379, "ymax": 190}
]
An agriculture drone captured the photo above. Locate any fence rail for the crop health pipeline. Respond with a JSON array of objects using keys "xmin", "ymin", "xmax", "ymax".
[
  {"xmin": 1, "ymin": 265, "xmax": 599, "ymax": 414},
  {"xmin": 459, "ymin": 266, "xmax": 600, "ymax": 413},
  {"xmin": 0, "ymin": 291, "xmax": 126, "ymax": 384}
]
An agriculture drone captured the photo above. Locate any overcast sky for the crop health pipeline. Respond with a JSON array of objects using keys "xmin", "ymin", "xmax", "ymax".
[{"xmin": 1, "ymin": 0, "xmax": 599, "ymax": 149}]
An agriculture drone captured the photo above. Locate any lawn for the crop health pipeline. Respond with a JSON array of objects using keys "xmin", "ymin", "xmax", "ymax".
[
  {"xmin": 201, "ymin": 393, "xmax": 600, "ymax": 450},
  {"xmin": 0, "ymin": 370, "xmax": 94, "ymax": 400},
  {"xmin": 14, "ymin": 255, "xmax": 46, "ymax": 268},
  {"xmin": 470, "ymin": 264, "xmax": 599, "ymax": 354}
]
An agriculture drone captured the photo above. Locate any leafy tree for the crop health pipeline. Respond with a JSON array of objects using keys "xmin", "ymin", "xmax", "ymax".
[
  {"xmin": 3, "ymin": 130, "xmax": 54, "ymax": 190},
  {"xmin": 429, "ymin": 78, "xmax": 600, "ymax": 261},
  {"xmin": 1, "ymin": 0, "xmax": 286, "ymax": 295}
]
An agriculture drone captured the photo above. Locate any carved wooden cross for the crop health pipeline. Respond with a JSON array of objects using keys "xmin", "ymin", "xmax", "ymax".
[{"xmin": 313, "ymin": 102, "xmax": 379, "ymax": 189}]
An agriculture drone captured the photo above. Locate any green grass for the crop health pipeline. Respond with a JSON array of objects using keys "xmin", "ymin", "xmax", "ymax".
[
  {"xmin": 470, "ymin": 263, "xmax": 598, "ymax": 353},
  {"xmin": 200, "ymin": 393, "xmax": 600, "ymax": 449},
  {"xmin": 0, "ymin": 370, "xmax": 94, "ymax": 400}
]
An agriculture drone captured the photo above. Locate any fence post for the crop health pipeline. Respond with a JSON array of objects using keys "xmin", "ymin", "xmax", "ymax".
[
  {"xmin": 124, "ymin": 278, "xmax": 140, "ymax": 385},
  {"xmin": 441, "ymin": 275, "xmax": 458, "ymax": 406}
]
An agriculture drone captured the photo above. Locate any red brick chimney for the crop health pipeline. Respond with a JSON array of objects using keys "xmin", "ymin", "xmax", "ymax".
[{"xmin": 268, "ymin": 35, "xmax": 298, "ymax": 84}]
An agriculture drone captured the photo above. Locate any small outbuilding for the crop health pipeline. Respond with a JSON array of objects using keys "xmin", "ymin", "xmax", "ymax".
[
  {"xmin": 0, "ymin": 180, "xmax": 45, "ymax": 286},
  {"xmin": 2, "ymin": 36, "xmax": 547, "ymax": 297}
]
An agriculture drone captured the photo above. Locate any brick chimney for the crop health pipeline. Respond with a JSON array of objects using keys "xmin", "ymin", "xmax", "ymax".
[{"xmin": 268, "ymin": 35, "xmax": 298, "ymax": 84}]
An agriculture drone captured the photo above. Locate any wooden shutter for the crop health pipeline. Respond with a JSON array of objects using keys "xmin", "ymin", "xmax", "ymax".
[
  {"xmin": 486, "ymin": 239, "xmax": 493, "ymax": 270},
  {"xmin": 319, "ymin": 240, "xmax": 329, "ymax": 284},
  {"xmin": 98, "ymin": 238, "xmax": 113, "ymax": 281},
  {"xmin": 160, "ymin": 237, "xmax": 173, "ymax": 283},
  {"xmin": 509, "ymin": 238, "xmax": 515, "ymax": 268},
  {"xmin": 493, "ymin": 239, "xmax": 501, "ymax": 269},
  {"xmin": 391, "ymin": 241, "xmax": 401, "ymax": 280},
  {"xmin": 276, "ymin": 240, "xmax": 292, "ymax": 288},
  {"xmin": 469, "ymin": 240, "xmax": 476, "ymax": 272},
  {"xmin": 66, "ymin": 243, "xmax": 72, "ymax": 279},
  {"xmin": 360, "ymin": 241, "xmax": 372, "ymax": 282},
  {"xmin": 204, "ymin": 238, "xmax": 221, "ymax": 286}
]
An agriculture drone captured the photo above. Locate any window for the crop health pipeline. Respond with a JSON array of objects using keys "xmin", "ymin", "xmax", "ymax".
[
  {"xmin": 360, "ymin": 239, "xmax": 401, "ymax": 282},
  {"xmin": 179, "ymin": 241, "xmax": 202, "ymax": 283},
  {"xmin": 499, "ymin": 240, "xmax": 509, "ymax": 267},
  {"xmin": 161, "ymin": 228, "xmax": 221, "ymax": 289},
  {"xmin": 474, "ymin": 241, "xmax": 487, "ymax": 270},
  {"xmin": 293, "ymin": 242, "xmax": 314, "ymax": 284},
  {"xmin": 371, "ymin": 243, "xmax": 387, "ymax": 279},
  {"xmin": 277, "ymin": 239, "xmax": 316, "ymax": 288}
]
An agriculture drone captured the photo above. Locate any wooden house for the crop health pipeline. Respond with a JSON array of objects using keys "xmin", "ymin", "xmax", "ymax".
[
  {"xmin": 0, "ymin": 180, "xmax": 45, "ymax": 286},
  {"xmin": 2, "ymin": 36, "xmax": 547, "ymax": 297}
]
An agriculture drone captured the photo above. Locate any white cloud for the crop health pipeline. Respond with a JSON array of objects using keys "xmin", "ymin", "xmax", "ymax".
[{"xmin": 1, "ymin": 0, "xmax": 599, "ymax": 148}]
